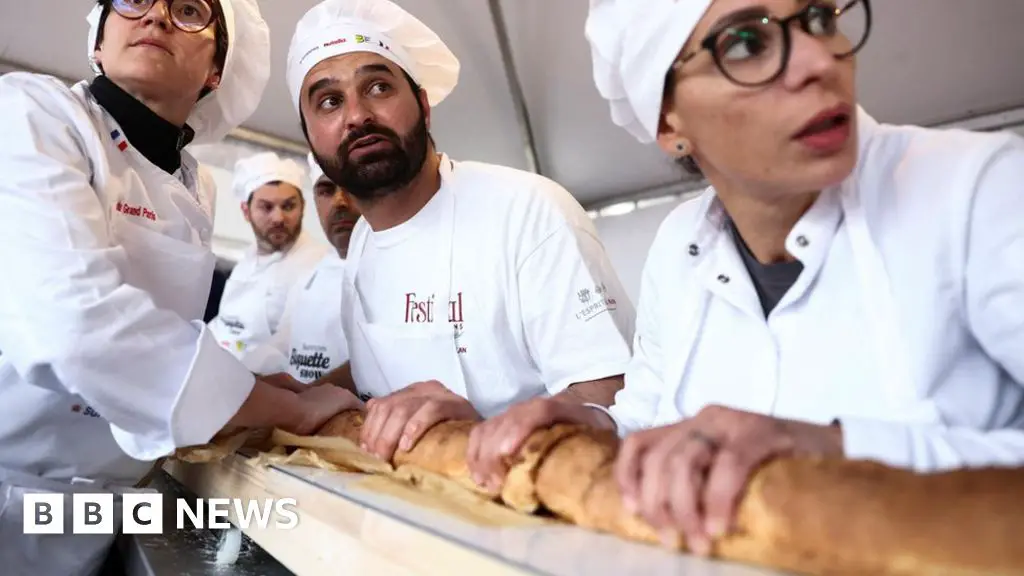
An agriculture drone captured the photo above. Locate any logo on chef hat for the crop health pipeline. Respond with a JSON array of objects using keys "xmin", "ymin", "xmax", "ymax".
[{"xmin": 354, "ymin": 33, "xmax": 390, "ymax": 50}]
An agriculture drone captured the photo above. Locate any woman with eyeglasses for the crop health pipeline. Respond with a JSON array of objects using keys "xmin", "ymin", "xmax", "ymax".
[
  {"xmin": 577, "ymin": 0, "xmax": 1024, "ymax": 555},
  {"xmin": 0, "ymin": 1, "xmax": 360, "ymax": 573}
]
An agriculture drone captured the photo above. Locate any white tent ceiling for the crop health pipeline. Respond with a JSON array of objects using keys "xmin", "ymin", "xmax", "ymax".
[{"xmin": 2, "ymin": 0, "xmax": 1023, "ymax": 206}]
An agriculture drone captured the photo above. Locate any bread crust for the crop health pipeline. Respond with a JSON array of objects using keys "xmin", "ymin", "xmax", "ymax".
[{"xmin": 310, "ymin": 411, "xmax": 1024, "ymax": 575}]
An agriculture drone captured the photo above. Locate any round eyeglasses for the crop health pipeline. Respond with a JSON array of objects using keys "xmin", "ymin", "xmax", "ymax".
[
  {"xmin": 110, "ymin": 0, "xmax": 216, "ymax": 34},
  {"xmin": 676, "ymin": 0, "xmax": 872, "ymax": 88}
]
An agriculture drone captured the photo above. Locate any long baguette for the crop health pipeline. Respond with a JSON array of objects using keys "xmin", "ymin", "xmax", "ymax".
[
  {"xmin": 309, "ymin": 411, "xmax": 1024, "ymax": 575},
  {"xmin": 313, "ymin": 412, "xmax": 583, "ymax": 506}
]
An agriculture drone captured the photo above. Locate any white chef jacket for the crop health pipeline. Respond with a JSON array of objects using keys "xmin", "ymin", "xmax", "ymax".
[
  {"xmin": 342, "ymin": 155, "xmax": 635, "ymax": 418},
  {"xmin": 610, "ymin": 108, "xmax": 1024, "ymax": 473},
  {"xmin": 0, "ymin": 73, "xmax": 256, "ymax": 474},
  {"xmin": 209, "ymin": 230, "xmax": 329, "ymax": 367},
  {"xmin": 248, "ymin": 254, "xmax": 349, "ymax": 383}
]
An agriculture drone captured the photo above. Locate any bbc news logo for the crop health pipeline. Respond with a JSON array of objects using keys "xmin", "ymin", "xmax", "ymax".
[{"xmin": 23, "ymin": 494, "xmax": 299, "ymax": 534}]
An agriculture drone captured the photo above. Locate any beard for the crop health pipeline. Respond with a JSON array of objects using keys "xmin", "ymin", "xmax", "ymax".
[
  {"xmin": 316, "ymin": 112, "xmax": 430, "ymax": 202},
  {"xmin": 255, "ymin": 220, "xmax": 301, "ymax": 252}
]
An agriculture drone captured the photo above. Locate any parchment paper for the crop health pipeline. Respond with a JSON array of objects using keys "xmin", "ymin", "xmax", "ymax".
[{"xmin": 270, "ymin": 429, "xmax": 551, "ymax": 528}]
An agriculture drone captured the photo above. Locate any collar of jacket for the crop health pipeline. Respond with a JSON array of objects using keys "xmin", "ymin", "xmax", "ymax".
[
  {"xmin": 88, "ymin": 75, "xmax": 196, "ymax": 175},
  {"xmin": 686, "ymin": 106, "xmax": 882, "ymax": 256}
]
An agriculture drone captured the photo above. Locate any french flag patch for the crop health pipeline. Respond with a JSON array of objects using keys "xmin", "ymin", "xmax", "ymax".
[{"xmin": 110, "ymin": 129, "xmax": 129, "ymax": 152}]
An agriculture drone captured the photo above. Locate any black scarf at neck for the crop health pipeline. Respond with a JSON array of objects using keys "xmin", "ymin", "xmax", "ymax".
[{"xmin": 88, "ymin": 75, "xmax": 196, "ymax": 175}]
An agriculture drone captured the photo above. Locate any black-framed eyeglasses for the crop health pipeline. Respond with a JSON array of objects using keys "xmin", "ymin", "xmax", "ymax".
[
  {"xmin": 676, "ymin": 0, "xmax": 872, "ymax": 87},
  {"xmin": 110, "ymin": 0, "xmax": 216, "ymax": 34}
]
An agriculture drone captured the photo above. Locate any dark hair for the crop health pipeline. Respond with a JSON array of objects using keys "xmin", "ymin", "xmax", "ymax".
[
  {"xmin": 93, "ymin": 0, "xmax": 229, "ymax": 100},
  {"xmin": 299, "ymin": 67, "xmax": 437, "ymax": 149},
  {"xmin": 662, "ymin": 66, "xmax": 704, "ymax": 178}
]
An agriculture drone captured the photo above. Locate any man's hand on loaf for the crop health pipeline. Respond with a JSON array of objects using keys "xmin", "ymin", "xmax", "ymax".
[
  {"xmin": 466, "ymin": 397, "xmax": 612, "ymax": 492},
  {"xmin": 284, "ymin": 385, "xmax": 364, "ymax": 436},
  {"xmin": 616, "ymin": 405, "xmax": 843, "ymax": 556},
  {"xmin": 360, "ymin": 380, "xmax": 481, "ymax": 462}
]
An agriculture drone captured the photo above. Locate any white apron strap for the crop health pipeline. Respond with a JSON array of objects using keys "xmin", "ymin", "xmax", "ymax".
[
  {"xmin": 656, "ymin": 288, "xmax": 712, "ymax": 426},
  {"xmin": 840, "ymin": 187, "xmax": 937, "ymax": 423}
]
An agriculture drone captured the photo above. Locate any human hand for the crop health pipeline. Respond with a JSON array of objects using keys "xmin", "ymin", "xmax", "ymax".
[
  {"xmin": 260, "ymin": 372, "xmax": 306, "ymax": 393},
  {"xmin": 616, "ymin": 405, "xmax": 843, "ymax": 555},
  {"xmin": 466, "ymin": 397, "xmax": 613, "ymax": 491},
  {"xmin": 360, "ymin": 380, "xmax": 480, "ymax": 461},
  {"xmin": 284, "ymin": 385, "xmax": 364, "ymax": 436}
]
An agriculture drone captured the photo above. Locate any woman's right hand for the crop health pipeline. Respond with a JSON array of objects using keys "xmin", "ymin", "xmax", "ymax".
[{"xmin": 285, "ymin": 385, "xmax": 365, "ymax": 436}]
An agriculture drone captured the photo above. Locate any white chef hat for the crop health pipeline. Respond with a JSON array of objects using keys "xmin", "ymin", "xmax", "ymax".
[
  {"xmin": 585, "ymin": 0, "xmax": 712, "ymax": 144},
  {"xmin": 86, "ymin": 0, "xmax": 272, "ymax": 145},
  {"xmin": 286, "ymin": 0, "xmax": 460, "ymax": 113},
  {"xmin": 232, "ymin": 152, "xmax": 307, "ymax": 204},
  {"xmin": 307, "ymin": 152, "xmax": 326, "ymax": 186}
]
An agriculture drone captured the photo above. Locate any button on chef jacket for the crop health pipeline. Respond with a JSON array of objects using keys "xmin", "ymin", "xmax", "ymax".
[
  {"xmin": 343, "ymin": 155, "xmax": 635, "ymax": 417},
  {"xmin": 247, "ymin": 254, "xmax": 350, "ymax": 383},
  {"xmin": 209, "ymin": 229, "xmax": 329, "ymax": 368},
  {"xmin": 610, "ymin": 108, "xmax": 1024, "ymax": 473}
]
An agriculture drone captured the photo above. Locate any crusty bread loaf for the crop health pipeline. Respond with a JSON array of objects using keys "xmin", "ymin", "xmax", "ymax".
[
  {"xmin": 501, "ymin": 423, "xmax": 584, "ymax": 513},
  {"xmin": 311, "ymin": 411, "xmax": 1024, "ymax": 575},
  {"xmin": 532, "ymin": 428, "xmax": 666, "ymax": 545},
  {"xmin": 392, "ymin": 420, "xmax": 493, "ymax": 498},
  {"xmin": 719, "ymin": 458, "xmax": 1024, "ymax": 575},
  {"xmin": 316, "ymin": 409, "xmax": 366, "ymax": 440}
]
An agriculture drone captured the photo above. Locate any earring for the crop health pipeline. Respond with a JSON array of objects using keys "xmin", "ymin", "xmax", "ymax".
[{"xmin": 675, "ymin": 141, "xmax": 690, "ymax": 156}]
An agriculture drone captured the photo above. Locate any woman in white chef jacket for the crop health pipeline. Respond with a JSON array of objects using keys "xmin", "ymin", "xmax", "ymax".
[
  {"xmin": 576, "ymin": 0, "xmax": 1024, "ymax": 554},
  {"xmin": 0, "ymin": 1, "xmax": 359, "ymax": 574},
  {"xmin": 247, "ymin": 154, "xmax": 358, "ymax": 385}
]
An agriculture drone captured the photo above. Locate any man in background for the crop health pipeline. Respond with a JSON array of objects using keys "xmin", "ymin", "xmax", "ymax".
[
  {"xmin": 209, "ymin": 151, "xmax": 329, "ymax": 367},
  {"xmin": 249, "ymin": 153, "xmax": 361, "ymax": 384}
]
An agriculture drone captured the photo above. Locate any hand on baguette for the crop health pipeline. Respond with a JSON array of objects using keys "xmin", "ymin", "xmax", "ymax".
[
  {"xmin": 466, "ymin": 397, "xmax": 614, "ymax": 492},
  {"xmin": 361, "ymin": 380, "xmax": 480, "ymax": 462},
  {"xmin": 283, "ymin": 385, "xmax": 365, "ymax": 436},
  {"xmin": 617, "ymin": 405, "xmax": 843, "ymax": 556}
]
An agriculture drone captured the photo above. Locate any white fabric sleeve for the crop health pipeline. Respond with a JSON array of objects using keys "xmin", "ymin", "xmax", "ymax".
[
  {"xmin": 583, "ymin": 403, "xmax": 620, "ymax": 434},
  {"xmin": 0, "ymin": 74, "xmax": 254, "ymax": 461},
  {"xmin": 517, "ymin": 219, "xmax": 635, "ymax": 397},
  {"xmin": 244, "ymin": 276, "xmax": 303, "ymax": 375},
  {"xmin": 840, "ymin": 136, "xmax": 1024, "ymax": 471},
  {"xmin": 608, "ymin": 233, "xmax": 670, "ymax": 437}
]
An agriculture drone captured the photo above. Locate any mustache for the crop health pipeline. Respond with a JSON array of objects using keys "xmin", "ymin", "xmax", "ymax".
[
  {"xmin": 339, "ymin": 124, "xmax": 400, "ymax": 155},
  {"xmin": 329, "ymin": 209, "xmax": 358, "ymax": 226}
]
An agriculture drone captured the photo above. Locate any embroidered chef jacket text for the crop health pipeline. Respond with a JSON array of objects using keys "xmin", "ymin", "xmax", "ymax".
[
  {"xmin": 209, "ymin": 229, "xmax": 329, "ymax": 367},
  {"xmin": 342, "ymin": 155, "xmax": 635, "ymax": 418},
  {"xmin": 248, "ymin": 254, "xmax": 350, "ymax": 383},
  {"xmin": 610, "ymin": 109, "xmax": 1024, "ymax": 472}
]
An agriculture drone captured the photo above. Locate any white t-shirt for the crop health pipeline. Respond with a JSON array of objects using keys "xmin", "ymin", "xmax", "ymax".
[{"xmin": 347, "ymin": 156, "xmax": 635, "ymax": 416}]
